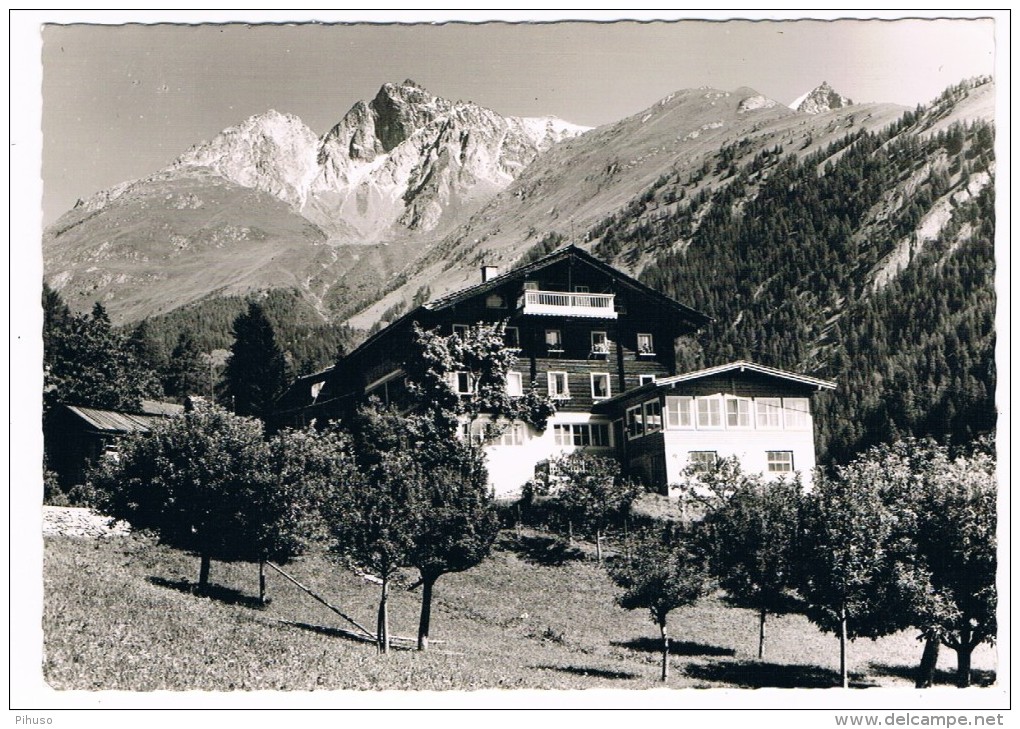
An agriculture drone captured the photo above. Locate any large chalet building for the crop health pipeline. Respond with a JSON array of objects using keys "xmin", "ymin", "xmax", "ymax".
[{"xmin": 277, "ymin": 246, "xmax": 834, "ymax": 497}]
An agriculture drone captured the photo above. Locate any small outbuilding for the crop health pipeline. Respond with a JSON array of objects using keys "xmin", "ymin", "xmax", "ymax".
[{"xmin": 45, "ymin": 399, "xmax": 184, "ymax": 489}]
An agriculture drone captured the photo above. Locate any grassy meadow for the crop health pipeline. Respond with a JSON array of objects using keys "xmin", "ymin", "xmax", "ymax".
[{"xmin": 43, "ymin": 530, "xmax": 996, "ymax": 692}]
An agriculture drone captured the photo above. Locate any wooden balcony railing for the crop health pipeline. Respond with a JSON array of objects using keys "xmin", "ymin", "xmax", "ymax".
[{"xmin": 518, "ymin": 290, "xmax": 618, "ymax": 319}]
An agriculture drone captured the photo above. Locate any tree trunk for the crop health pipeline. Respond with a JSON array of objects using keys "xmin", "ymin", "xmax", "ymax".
[
  {"xmin": 659, "ymin": 616, "xmax": 670, "ymax": 683},
  {"xmin": 758, "ymin": 605, "xmax": 767, "ymax": 660},
  {"xmin": 568, "ymin": 520, "xmax": 574, "ymax": 544},
  {"xmin": 417, "ymin": 576, "xmax": 436, "ymax": 651},
  {"xmin": 839, "ymin": 602, "xmax": 849, "ymax": 688},
  {"xmin": 595, "ymin": 529, "xmax": 603, "ymax": 564},
  {"xmin": 259, "ymin": 560, "xmax": 267, "ymax": 605},
  {"xmin": 956, "ymin": 632, "xmax": 973, "ymax": 688},
  {"xmin": 377, "ymin": 576, "xmax": 390, "ymax": 654},
  {"xmin": 915, "ymin": 634, "xmax": 940, "ymax": 688},
  {"xmin": 198, "ymin": 553, "xmax": 211, "ymax": 592}
]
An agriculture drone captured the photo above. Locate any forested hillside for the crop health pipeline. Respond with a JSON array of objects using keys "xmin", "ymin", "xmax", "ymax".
[
  {"xmin": 592, "ymin": 79, "xmax": 995, "ymax": 463},
  {"xmin": 122, "ymin": 290, "xmax": 361, "ymax": 377}
]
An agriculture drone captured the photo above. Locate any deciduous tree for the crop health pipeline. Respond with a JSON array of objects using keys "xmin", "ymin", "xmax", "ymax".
[
  {"xmin": 841, "ymin": 439, "xmax": 997, "ymax": 688},
  {"xmin": 607, "ymin": 524, "xmax": 711, "ymax": 682},
  {"xmin": 708, "ymin": 473, "xmax": 802, "ymax": 659},
  {"xmin": 799, "ymin": 462, "xmax": 917, "ymax": 687},
  {"xmin": 44, "ymin": 302, "xmax": 156, "ymax": 412},
  {"xmin": 87, "ymin": 402, "xmax": 323, "ymax": 593},
  {"xmin": 544, "ymin": 451, "xmax": 639, "ymax": 562},
  {"xmin": 327, "ymin": 405, "xmax": 419, "ymax": 654}
]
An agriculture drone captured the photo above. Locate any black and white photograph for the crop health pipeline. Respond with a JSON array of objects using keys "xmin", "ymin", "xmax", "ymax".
[{"xmin": 11, "ymin": 9, "xmax": 1008, "ymax": 718}]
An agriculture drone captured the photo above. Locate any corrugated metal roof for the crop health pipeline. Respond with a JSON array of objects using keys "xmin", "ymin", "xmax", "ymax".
[
  {"xmin": 139, "ymin": 400, "xmax": 185, "ymax": 417},
  {"xmin": 65, "ymin": 402, "xmax": 182, "ymax": 434}
]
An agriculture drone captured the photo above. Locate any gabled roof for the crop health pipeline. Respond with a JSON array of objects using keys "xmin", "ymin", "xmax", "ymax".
[
  {"xmin": 593, "ymin": 360, "xmax": 836, "ymax": 411},
  {"xmin": 657, "ymin": 360, "xmax": 837, "ymax": 390},
  {"xmin": 343, "ymin": 244, "xmax": 710, "ymax": 363},
  {"xmin": 424, "ymin": 244, "xmax": 711, "ymax": 326},
  {"xmin": 64, "ymin": 401, "xmax": 184, "ymax": 434}
]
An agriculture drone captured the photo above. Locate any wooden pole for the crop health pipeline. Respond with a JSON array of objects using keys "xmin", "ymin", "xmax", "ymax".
[{"xmin": 264, "ymin": 561, "xmax": 374, "ymax": 639}]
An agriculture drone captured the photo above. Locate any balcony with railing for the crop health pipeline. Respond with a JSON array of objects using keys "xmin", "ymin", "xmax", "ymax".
[{"xmin": 517, "ymin": 290, "xmax": 618, "ymax": 319}]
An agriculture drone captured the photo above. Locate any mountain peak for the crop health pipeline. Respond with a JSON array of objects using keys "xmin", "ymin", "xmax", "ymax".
[{"xmin": 791, "ymin": 81, "xmax": 853, "ymax": 114}]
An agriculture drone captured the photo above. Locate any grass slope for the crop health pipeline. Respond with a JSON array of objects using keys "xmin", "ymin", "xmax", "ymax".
[{"xmin": 43, "ymin": 531, "xmax": 995, "ymax": 691}]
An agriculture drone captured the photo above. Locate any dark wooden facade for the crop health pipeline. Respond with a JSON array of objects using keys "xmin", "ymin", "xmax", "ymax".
[{"xmin": 277, "ymin": 245, "xmax": 710, "ymax": 427}]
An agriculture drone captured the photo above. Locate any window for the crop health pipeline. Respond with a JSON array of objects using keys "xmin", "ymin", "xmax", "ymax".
[
  {"xmin": 504, "ymin": 326, "xmax": 520, "ymax": 349},
  {"xmin": 460, "ymin": 420, "xmax": 486, "ymax": 444},
  {"xmin": 452, "ymin": 324, "xmax": 469, "ymax": 338},
  {"xmin": 696, "ymin": 396, "xmax": 723, "ymax": 428},
  {"xmin": 524, "ymin": 280, "xmax": 539, "ymax": 291},
  {"xmin": 545, "ymin": 329, "xmax": 563, "ymax": 350},
  {"xmin": 767, "ymin": 451, "xmax": 794, "ymax": 473},
  {"xmin": 506, "ymin": 371, "xmax": 523, "ymax": 397},
  {"xmin": 574, "ymin": 285, "xmax": 590, "ymax": 293},
  {"xmin": 450, "ymin": 371, "xmax": 473, "ymax": 395},
  {"xmin": 591, "ymin": 373, "xmax": 611, "ymax": 400},
  {"xmin": 626, "ymin": 405, "xmax": 644, "ymax": 439},
  {"xmin": 590, "ymin": 423, "xmax": 611, "ymax": 447},
  {"xmin": 665, "ymin": 396, "xmax": 693, "ymax": 428},
  {"xmin": 554, "ymin": 423, "xmax": 611, "ymax": 448},
  {"xmin": 468, "ymin": 420, "xmax": 486, "ymax": 444},
  {"xmin": 784, "ymin": 398, "xmax": 810, "ymax": 429},
  {"xmin": 726, "ymin": 397, "xmax": 752, "ymax": 428},
  {"xmin": 689, "ymin": 451, "xmax": 718, "ymax": 472},
  {"xmin": 756, "ymin": 397, "xmax": 783, "ymax": 429},
  {"xmin": 499, "ymin": 422, "xmax": 527, "ymax": 446},
  {"xmin": 643, "ymin": 399, "xmax": 662, "ymax": 433},
  {"xmin": 548, "ymin": 371, "xmax": 570, "ymax": 399},
  {"xmin": 590, "ymin": 330, "xmax": 609, "ymax": 354},
  {"xmin": 637, "ymin": 332, "xmax": 654, "ymax": 354},
  {"xmin": 486, "ymin": 293, "xmax": 506, "ymax": 309},
  {"xmin": 639, "ymin": 374, "xmax": 656, "ymax": 386}
]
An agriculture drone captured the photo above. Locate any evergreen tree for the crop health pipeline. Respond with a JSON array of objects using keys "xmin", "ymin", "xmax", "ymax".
[
  {"xmin": 163, "ymin": 331, "xmax": 212, "ymax": 400},
  {"xmin": 124, "ymin": 319, "xmax": 166, "ymax": 399},
  {"xmin": 222, "ymin": 302, "xmax": 290, "ymax": 420},
  {"xmin": 42, "ymin": 283, "xmax": 71, "ymax": 371}
]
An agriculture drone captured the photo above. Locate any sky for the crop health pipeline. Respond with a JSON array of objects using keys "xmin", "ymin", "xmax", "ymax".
[{"xmin": 32, "ymin": 11, "xmax": 998, "ymax": 226}]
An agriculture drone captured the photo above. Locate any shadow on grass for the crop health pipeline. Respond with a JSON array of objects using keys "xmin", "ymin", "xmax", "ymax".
[
  {"xmin": 499, "ymin": 533, "xmax": 586, "ymax": 566},
  {"xmin": 282, "ymin": 621, "xmax": 432, "ymax": 653},
  {"xmin": 685, "ymin": 660, "xmax": 878, "ymax": 689},
  {"xmin": 613, "ymin": 636, "xmax": 735, "ymax": 657},
  {"xmin": 534, "ymin": 664, "xmax": 638, "ymax": 680},
  {"xmin": 719, "ymin": 591, "xmax": 805, "ymax": 614},
  {"xmin": 868, "ymin": 662, "xmax": 997, "ymax": 688},
  {"xmin": 147, "ymin": 576, "xmax": 266, "ymax": 610}
]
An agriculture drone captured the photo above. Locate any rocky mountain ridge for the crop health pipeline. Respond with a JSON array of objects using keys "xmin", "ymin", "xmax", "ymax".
[
  {"xmin": 44, "ymin": 80, "xmax": 589, "ymax": 323},
  {"xmin": 790, "ymin": 81, "xmax": 853, "ymax": 114}
]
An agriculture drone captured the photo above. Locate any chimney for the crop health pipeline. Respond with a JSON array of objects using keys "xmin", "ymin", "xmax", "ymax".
[{"xmin": 481, "ymin": 265, "xmax": 499, "ymax": 282}]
